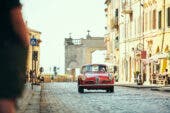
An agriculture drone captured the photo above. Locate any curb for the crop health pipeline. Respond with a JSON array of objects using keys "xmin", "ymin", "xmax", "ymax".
[
  {"xmin": 151, "ymin": 88, "xmax": 170, "ymax": 92},
  {"xmin": 115, "ymin": 83, "xmax": 170, "ymax": 92},
  {"xmin": 114, "ymin": 84, "xmax": 160, "ymax": 89}
]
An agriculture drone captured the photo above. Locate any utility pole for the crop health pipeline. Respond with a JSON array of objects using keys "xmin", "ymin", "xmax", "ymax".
[{"xmin": 161, "ymin": 0, "xmax": 166, "ymax": 52}]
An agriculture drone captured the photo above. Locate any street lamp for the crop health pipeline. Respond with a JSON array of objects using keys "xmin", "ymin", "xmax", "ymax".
[{"xmin": 54, "ymin": 66, "xmax": 60, "ymax": 76}]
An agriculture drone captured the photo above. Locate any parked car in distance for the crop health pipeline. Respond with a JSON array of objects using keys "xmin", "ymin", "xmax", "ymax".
[{"xmin": 78, "ymin": 64, "xmax": 114, "ymax": 93}]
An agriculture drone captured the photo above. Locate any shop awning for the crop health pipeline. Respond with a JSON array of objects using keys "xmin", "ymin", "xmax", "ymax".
[
  {"xmin": 141, "ymin": 52, "xmax": 168, "ymax": 64},
  {"xmin": 149, "ymin": 52, "xmax": 168, "ymax": 60},
  {"xmin": 141, "ymin": 59, "xmax": 158, "ymax": 64}
]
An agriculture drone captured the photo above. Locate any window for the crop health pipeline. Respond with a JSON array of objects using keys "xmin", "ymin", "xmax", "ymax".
[
  {"xmin": 167, "ymin": 7, "xmax": 170, "ymax": 27},
  {"xmin": 115, "ymin": 36, "xmax": 119, "ymax": 49},
  {"xmin": 138, "ymin": 17, "xmax": 141, "ymax": 34},
  {"xmin": 158, "ymin": 11, "xmax": 162, "ymax": 29},
  {"xmin": 149, "ymin": 11, "xmax": 152, "ymax": 30},
  {"xmin": 153, "ymin": 10, "xmax": 156, "ymax": 29},
  {"xmin": 115, "ymin": 36, "xmax": 119, "ymax": 41},
  {"xmin": 134, "ymin": 19, "xmax": 136, "ymax": 36},
  {"xmin": 82, "ymin": 65, "xmax": 107, "ymax": 73},
  {"xmin": 115, "ymin": 9, "xmax": 118, "ymax": 17},
  {"xmin": 145, "ymin": 13, "xmax": 148, "ymax": 31}
]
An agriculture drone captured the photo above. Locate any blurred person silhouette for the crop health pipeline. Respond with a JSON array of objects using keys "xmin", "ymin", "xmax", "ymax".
[
  {"xmin": 164, "ymin": 69, "xmax": 168, "ymax": 75},
  {"xmin": 100, "ymin": 67, "xmax": 106, "ymax": 72},
  {"xmin": 0, "ymin": 0, "xmax": 29, "ymax": 113}
]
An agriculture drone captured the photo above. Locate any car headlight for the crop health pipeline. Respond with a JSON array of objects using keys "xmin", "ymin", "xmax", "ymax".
[{"xmin": 81, "ymin": 76, "xmax": 86, "ymax": 81}]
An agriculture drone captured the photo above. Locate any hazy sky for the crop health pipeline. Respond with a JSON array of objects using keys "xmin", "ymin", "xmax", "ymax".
[{"xmin": 21, "ymin": 0, "xmax": 106, "ymax": 73}]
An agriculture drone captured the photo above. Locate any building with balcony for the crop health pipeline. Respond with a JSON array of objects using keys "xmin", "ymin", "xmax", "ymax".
[
  {"xmin": 142, "ymin": 0, "xmax": 170, "ymax": 85},
  {"xmin": 104, "ymin": 0, "xmax": 120, "ymax": 74},
  {"xmin": 104, "ymin": 0, "xmax": 170, "ymax": 85}
]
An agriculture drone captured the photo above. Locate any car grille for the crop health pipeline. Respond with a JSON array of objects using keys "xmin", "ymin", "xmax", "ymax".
[
  {"xmin": 102, "ymin": 80, "xmax": 111, "ymax": 84},
  {"xmin": 96, "ymin": 77, "xmax": 99, "ymax": 84},
  {"xmin": 85, "ymin": 81, "xmax": 95, "ymax": 84}
]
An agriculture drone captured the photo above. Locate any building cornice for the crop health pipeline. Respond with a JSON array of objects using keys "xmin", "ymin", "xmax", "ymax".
[
  {"xmin": 105, "ymin": 0, "xmax": 111, "ymax": 5},
  {"xmin": 29, "ymin": 28, "xmax": 41, "ymax": 34}
]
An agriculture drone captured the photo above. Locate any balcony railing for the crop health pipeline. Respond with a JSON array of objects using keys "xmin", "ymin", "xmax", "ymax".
[
  {"xmin": 65, "ymin": 39, "xmax": 82, "ymax": 45},
  {"xmin": 122, "ymin": 1, "xmax": 133, "ymax": 14}
]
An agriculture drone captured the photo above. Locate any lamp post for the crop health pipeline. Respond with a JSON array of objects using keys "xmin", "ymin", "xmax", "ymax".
[{"xmin": 53, "ymin": 66, "xmax": 59, "ymax": 76}]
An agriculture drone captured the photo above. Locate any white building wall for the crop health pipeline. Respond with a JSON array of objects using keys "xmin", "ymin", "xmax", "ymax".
[{"xmin": 119, "ymin": 0, "xmax": 142, "ymax": 83}]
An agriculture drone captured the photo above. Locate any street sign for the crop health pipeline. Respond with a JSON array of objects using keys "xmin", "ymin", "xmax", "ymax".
[
  {"xmin": 53, "ymin": 66, "xmax": 57, "ymax": 72},
  {"xmin": 30, "ymin": 38, "xmax": 37, "ymax": 46}
]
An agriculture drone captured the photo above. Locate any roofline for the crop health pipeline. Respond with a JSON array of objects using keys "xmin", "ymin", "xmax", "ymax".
[
  {"xmin": 82, "ymin": 64, "xmax": 107, "ymax": 67},
  {"xmin": 29, "ymin": 28, "xmax": 41, "ymax": 34},
  {"xmin": 105, "ymin": 0, "xmax": 111, "ymax": 5}
]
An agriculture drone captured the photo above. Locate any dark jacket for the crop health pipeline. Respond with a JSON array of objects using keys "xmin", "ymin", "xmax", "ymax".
[{"xmin": 0, "ymin": 0, "xmax": 27, "ymax": 99}]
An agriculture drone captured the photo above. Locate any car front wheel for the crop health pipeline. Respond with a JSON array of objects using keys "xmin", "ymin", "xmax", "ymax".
[
  {"xmin": 110, "ymin": 86, "xmax": 114, "ymax": 93},
  {"xmin": 78, "ymin": 86, "xmax": 84, "ymax": 93},
  {"xmin": 106, "ymin": 89, "xmax": 109, "ymax": 92}
]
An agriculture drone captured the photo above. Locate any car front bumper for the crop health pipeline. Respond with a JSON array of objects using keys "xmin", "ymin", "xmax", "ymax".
[{"xmin": 78, "ymin": 84, "xmax": 114, "ymax": 89}]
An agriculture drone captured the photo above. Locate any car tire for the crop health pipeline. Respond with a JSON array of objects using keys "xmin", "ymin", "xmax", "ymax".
[
  {"xmin": 106, "ymin": 89, "xmax": 109, "ymax": 92},
  {"xmin": 110, "ymin": 86, "xmax": 114, "ymax": 93},
  {"xmin": 78, "ymin": 86, "xmax": 84, "ymax": 93}
]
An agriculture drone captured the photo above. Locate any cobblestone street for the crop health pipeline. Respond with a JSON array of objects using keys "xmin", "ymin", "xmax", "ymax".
[
  {"xmin": 17, "ymin": 82, "xmax": 170, "ymax": 113},
  {"xmin": 40, "ymin": 82, "xmax": 170, "ymax": 113}
]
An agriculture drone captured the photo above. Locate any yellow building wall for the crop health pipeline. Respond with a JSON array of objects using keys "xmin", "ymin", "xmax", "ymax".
[
  {"xmin": 105, "ymin": 0, "xmax": 170, "ymax": 84},
  {"xmin": 27, "ymin": 29, "xmax": 41, "ymax": 76}
]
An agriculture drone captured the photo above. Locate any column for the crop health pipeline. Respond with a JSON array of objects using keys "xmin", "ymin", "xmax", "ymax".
[{"xmin": 145, "ymin": 63, "xmax": 150, "ymax": 85}]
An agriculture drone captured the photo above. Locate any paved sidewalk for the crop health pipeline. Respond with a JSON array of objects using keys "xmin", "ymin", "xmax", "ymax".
[
  {"xmin": 17, "ymin": 83, "xmax": 41, "ymax": 113},
  {"xmin": 115, "ymin": 82, "xmax": 160, "ymax": 88},
  {"xmin": 115, "ymin": 82, "xmax": 170, "ymax": 92},
  {"xmin": 17, "ymin": 83, "xmax": 33, "ymax": 113},
  {"xmin": 151, "ymin": 86, "xmax": 170, "ymax": 92}
]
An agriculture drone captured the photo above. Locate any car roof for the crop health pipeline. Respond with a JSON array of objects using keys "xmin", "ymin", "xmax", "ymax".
[{"xmin": 82, "ymin": 64, "xmax": 107, "ymax": 67}]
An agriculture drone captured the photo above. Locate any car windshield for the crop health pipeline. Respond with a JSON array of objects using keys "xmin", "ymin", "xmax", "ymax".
[{"xmin": 81, "ymin": 65, "xmax": 107, "ymax": 73}]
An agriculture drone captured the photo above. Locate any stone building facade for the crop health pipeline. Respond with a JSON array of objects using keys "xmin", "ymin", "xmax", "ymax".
[{"xmin": 65, "ymin": 35, "xmax": 106, "ymax": 75}]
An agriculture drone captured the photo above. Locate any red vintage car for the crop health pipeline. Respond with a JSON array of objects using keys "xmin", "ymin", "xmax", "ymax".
[{"xmin": 78, "ymin": 64, "xmax": 114, "ymax": 93}]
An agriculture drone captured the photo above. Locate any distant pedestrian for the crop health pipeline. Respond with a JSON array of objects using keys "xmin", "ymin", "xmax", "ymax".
[
  {"xmin": 163, "ymin": 69, "xmax": 168, "ymax": 76},
  {"xmin": 32, "ymin": 70, "xmax": 37, "ymax": 84},
  {"xmin": 25, "ymin": 70, "xmax": 29, "ymax": 84},
  {"xmin": 0, "ymin": 0, "xmax": 29, "ymax": 113},
  {"xmin": 30, "ymin": 70, "xmax": 36, "ymax": 84},
  {"xmin": 29, "ymin": 70, "xmax": 33, "ymax": 83},
  {"xmin": 51, "ymin": 75, "xmax": 54, "ymax": 82}
]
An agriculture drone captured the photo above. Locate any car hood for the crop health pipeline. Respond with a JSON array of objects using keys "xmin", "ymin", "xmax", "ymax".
[{"xmin": 84, "ymin": 72, "xmax": 109, "ymax": 77}]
